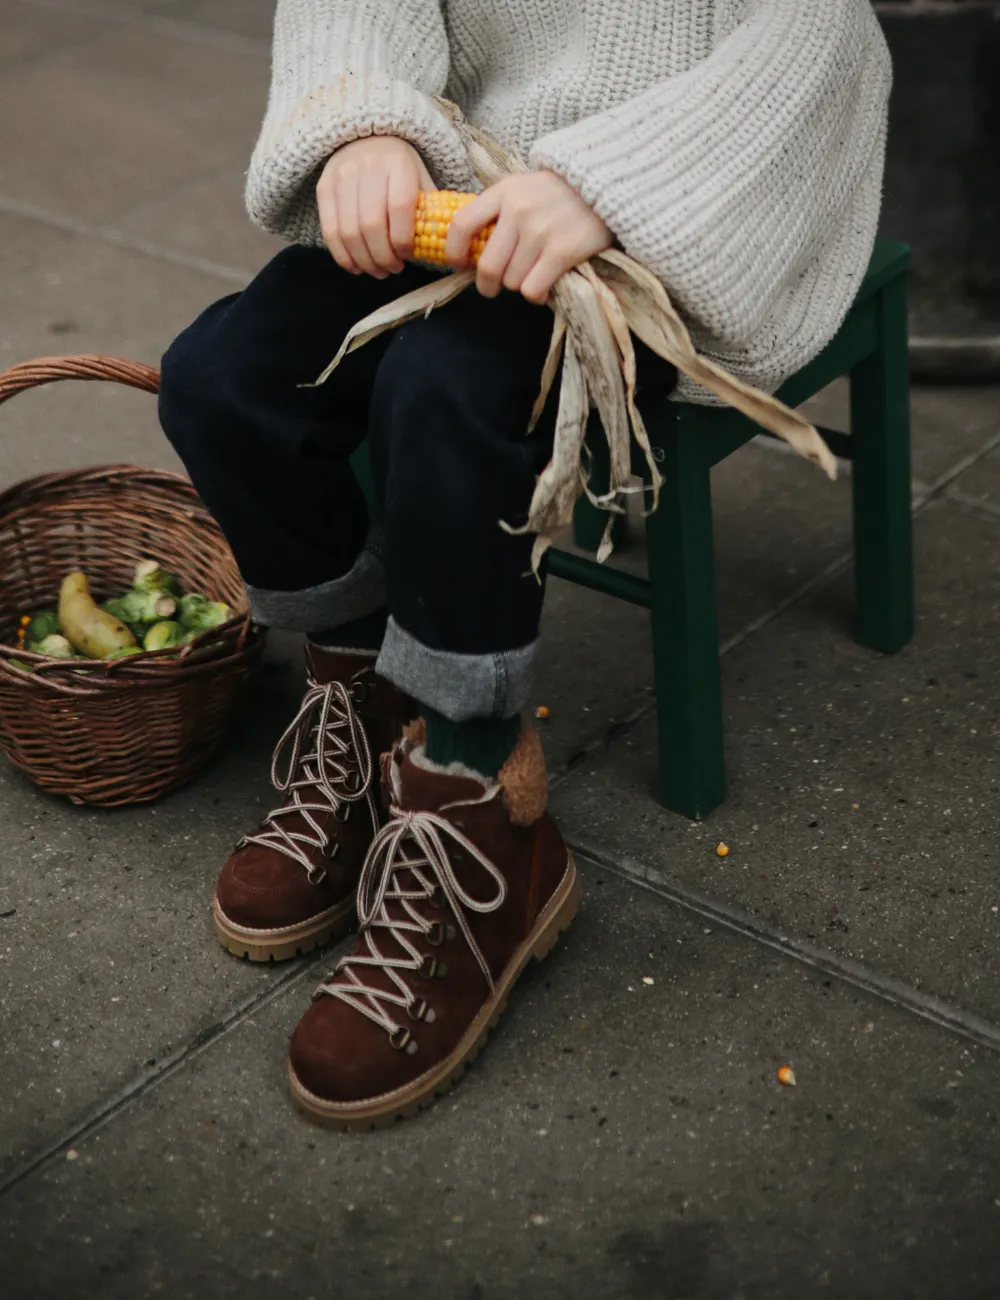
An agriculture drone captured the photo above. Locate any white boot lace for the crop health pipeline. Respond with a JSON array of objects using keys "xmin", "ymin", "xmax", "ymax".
[
  {"xmin": 241, "ymin": 678, "xmax": 376, "ymax": 884},
  {"xmin": 315, "ymin": 801, "xmax": 507, "ymax": 1052}
]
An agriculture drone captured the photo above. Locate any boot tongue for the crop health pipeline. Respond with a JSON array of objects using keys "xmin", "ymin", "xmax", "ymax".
[
  {"xmin": 304, "ymin": 642, "xmax": 377, "ymax": 686},
  {"xmin": 395, "ymin": 750, "xmax": 490, "ymax": 813}
]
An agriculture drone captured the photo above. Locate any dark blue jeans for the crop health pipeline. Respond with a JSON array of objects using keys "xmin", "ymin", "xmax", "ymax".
[{"xmin": 159, "ymin": 246, "xmax": 675, "ymax": 718}]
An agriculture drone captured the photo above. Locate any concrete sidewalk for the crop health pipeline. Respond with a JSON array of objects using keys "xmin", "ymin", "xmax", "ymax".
[{"xmin": 1, "ymin": 3, "xmax": 999, "ymax": 1297}]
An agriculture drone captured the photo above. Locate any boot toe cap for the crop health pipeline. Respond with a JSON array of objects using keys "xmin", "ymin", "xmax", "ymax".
[
  {"xmin": 289, "ymin": 997, "xmax": 425, "ymax": 1107},
  {"xmin": 215, "ymin": 847, "xmax": 329, "ymax": 931}
]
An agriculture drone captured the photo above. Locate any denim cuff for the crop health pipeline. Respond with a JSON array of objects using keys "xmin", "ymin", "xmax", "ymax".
[
  {"xmin": 376, "ymin": 616, "xmax": 538, "ymax": 720},
  {"xmin": 244, "ymin": 532, "xmax": 385, "ymax": 632}
]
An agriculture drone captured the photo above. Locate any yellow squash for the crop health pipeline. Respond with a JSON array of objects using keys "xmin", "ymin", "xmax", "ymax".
[{"xmin": 58, "ymin": 572, "xmax": 136, "ymax": 658}]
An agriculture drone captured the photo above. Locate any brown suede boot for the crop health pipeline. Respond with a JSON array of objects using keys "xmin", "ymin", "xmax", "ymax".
[
  {"xmin": 213, "ymin": 643, "xmax": 414, "ymax": 962},
  {"xmin": 287, "ymin": 720, "xmax": 581, "ymax": 1127}
]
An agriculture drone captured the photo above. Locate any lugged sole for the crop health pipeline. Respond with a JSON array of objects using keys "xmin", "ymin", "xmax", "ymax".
[
  {"xmin": 213, "ymin": 895, "xmax": 356, "ymax": 963},
  {"xmin": 288, "ymin": 854, "xmax": 582, "ymax": 1129}
]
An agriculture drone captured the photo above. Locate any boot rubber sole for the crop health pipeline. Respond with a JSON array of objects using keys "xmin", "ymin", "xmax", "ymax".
[
  {"xmin": 288, "ymin": 853, "xmax": 582, "ymax": 1129},
  {"xmin": 213, "ymin": 894, "xmax": 356, "ymax": 963}
]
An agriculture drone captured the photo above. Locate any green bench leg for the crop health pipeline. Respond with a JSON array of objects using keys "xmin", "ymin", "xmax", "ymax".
[
  {"xmin": 850, "ymin": 275, "xmax": 915, "ymax": 654},
  {"xmin": 644, "ymin": 413, "xmax": 726, "ymax": 819}
]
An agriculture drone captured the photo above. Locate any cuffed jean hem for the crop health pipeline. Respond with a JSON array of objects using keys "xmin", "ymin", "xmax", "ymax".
[
  {"xmin": 244, "ymin": 533, "xmax": 386, "ymax": 633},
  {"xmin": 376, "ymin": 616, "xmax": 538, "ymax": 721}
]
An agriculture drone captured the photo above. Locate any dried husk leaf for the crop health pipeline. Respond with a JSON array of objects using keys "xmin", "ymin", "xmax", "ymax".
[
  {"xmin": 595, "ymin": 249, "xmax": 836, "ymax": 480},
  {"xmin": 529, "ymin": 316, "xmax": 567, "ymax": 433},
  {"xmin": 307, "ymin": 271, "xmax": 476, "ymax": 387},
  {"xmin": 586, "ymin": 266, "xmax": 663, "ymax": 513},
  {"xmin": 501, "ymin": 336, "xmax": 588, "ymax": 574},
  {"xmin": 551, "ymin": 270, "xmax": 630, "ymax": 504}
]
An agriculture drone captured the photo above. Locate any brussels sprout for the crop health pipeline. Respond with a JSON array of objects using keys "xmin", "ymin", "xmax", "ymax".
[
  {"xmin": 105, "ymin": 590, "xmax": 176, "ymax": 625},
  {"xmin": 35, "ymin": 634, "xmax": 75, "ymax": 658},
  {"xmin": 26, "ymin": 611, "xmax": 60, "ymax": 643},
  {"xmin": 133, "ymin": 560, "xmax": 180, "ymax": 595},
  {"xmin": 143, "ymin": 620, "xmax": 185, "ymax": 652},
  {"xmin": 179, "ymin": 599, "xmax": 231, "ymax": 631}
]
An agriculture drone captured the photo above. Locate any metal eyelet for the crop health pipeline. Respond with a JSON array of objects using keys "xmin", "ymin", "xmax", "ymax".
[
  {"xmin": 343, "ymin": 770, "xmax": 363, "ymax": 794},
  {"xmin": 408, "ymin": 998, "xmax": 428, "ymax": 1021},
  {"xmin": 418, "ymin": 953, "xmax": 451, "ymax": 980},
  {"xmin": 334, "ymin": 802, "xmax": 351, "ymax": 823},
  {"xmin": 427, "ymin": 884, "xmax": 444, "ymax": 909},
  {"xmin": 321, "ymin": 837, "xmax": 340, "ymax": 861},
  {"xmin": 426, "ymin": 920, "xmax": 445, "ymax": 947},
  {"xmin": 306, "ymin": 862, "xmax": 327, "ymax": 886},
  {"xmin": 349, "ymin": 679, "xmax": 371, "ymax": 705},
  {"xmin": 390, "ymin": 1026, "xmax": 417, "ymax": 1055}
]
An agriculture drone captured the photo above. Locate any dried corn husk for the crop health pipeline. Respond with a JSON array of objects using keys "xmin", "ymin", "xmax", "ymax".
[{"xmin": 308, "ymin": 100, "xmax": 836, "ymax": 574}]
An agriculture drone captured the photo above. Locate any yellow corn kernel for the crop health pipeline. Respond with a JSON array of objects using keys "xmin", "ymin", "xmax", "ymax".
[{"xmin": 411, "ymin": 191, "xmax": 494, "ymax": 266}]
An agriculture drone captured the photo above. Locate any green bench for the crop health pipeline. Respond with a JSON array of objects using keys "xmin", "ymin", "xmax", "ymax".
[{"xmin": 548, "ymin": 237, "xmax": 914, "ymax": 820}]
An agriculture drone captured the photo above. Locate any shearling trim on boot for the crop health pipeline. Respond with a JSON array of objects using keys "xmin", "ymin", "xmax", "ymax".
[{"xmin": 499, "ymin": 723, "xmax": 548, "ymax": 826}]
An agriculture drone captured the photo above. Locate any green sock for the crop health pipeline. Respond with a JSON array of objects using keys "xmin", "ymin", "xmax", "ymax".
[
  {"xmin": 423, "ymin": 707, "xmax": 522, "ymax": 780},
  {"xmin": 309, "ymin": 607, "xmax": 388, "ymax": 652}
]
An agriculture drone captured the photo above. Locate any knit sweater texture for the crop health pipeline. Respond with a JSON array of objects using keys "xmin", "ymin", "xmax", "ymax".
[{"xmin": 247, "ymin": 0, "xmax": 892, "ymax": 398}]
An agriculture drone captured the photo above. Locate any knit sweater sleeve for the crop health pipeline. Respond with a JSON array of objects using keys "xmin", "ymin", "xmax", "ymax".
[
  {"xmin": 246, "ymin": 0, "xmax": 475, "ymax": 244},
  {"xmin": 528, "ymin": 0, "xmax": 891, "ymax": 388}
]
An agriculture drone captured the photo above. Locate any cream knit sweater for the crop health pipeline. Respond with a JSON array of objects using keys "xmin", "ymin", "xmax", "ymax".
[{"xmin": 247, "ymin": 0, "xmax": 891, "ymax": 399}]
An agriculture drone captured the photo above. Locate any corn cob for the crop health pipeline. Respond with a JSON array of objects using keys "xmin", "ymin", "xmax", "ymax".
[{"xmin": 412, "ymin": 191, "xmax": 494, "ymax": 265}]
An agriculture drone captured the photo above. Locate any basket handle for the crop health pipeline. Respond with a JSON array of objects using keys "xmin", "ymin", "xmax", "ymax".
[{"xmin": 0, "ymin": 355, "xmax": 160, "ymax": 407}]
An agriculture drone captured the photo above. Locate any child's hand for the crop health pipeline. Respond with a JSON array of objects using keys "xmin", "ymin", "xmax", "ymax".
[
  {"xmin": 317, "ymin": 137, "xmax": 434, "ymax": 278},
  {"xmin": 446, "ymin": 172, "xmax": 613, "ymax": 304}
]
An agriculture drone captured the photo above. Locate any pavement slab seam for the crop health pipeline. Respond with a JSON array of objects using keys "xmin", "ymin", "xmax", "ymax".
[
  {"xmin": 14, "ymin": 0, "xmax": 270, "ymax": 58},
  {"xmin": 99, "ymin": 161, "xmax": 250, "ymax": 232},
  {"xmin": 0, "ymin": 951, "xmax": 322, "ymax": 1201},
  {"xmin": 0, "ymin": 190, "xmax": 252, "ymax": 285},
  {"xmin": 946, "ymin": 489, "xmax": 1000, "ymax": 526},
  {"xmin": 570, "ymin": 838, "xmax": 1000, "ymax": 1058}
]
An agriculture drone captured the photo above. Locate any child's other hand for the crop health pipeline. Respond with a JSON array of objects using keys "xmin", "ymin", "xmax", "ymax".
[
  {"xmin": 317, "ymin": 136, "xmax": 434, "ymax": 278},
  {"xmin": 446, "ymin": 171, "xmax": 613, "ymax": 304}
]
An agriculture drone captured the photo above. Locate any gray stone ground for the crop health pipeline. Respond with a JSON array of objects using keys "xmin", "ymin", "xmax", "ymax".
[{"xmin": 1, "ymin": 4, "xmax": 999, "ymax": 1297}]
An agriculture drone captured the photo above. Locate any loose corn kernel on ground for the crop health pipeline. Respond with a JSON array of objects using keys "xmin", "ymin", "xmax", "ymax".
[{"xmin": 412, "ymin": 191, "xmax": 495, "ymax": 266}]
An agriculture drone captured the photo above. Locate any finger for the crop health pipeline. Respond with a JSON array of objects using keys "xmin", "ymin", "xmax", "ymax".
[
  {"xmin": 324, "ymin": 225, "xmax": 361, "ymax": 275},
  {"xmin": 415, "ymin": 156, "xmax": 435, "ymax": 191},
  {"xmin": 387, "ymin": 163, "xmax": 420, "ymax": 263},
  {"xmin": 519, "ymin": 249, "xmax": 572, "ymax": 305},
  {"xmin": 336, "ymin": 174, "xmax": 382, "ymax": 278},
  {"xmin": 446, "ymin": 186, "xmax": 504, "ymax": 267},
  {"xmin": 359, "ymin": 170, "xmax": 402, "ymax": 274},
  {"xmin": 317, "ymin": 173, "xmax": 360, "ymax": 273},
  {"xmin": 500, "ymin": 230, "xmax": 546, "ymax": 295},
  {"xmin": 474, "ymin": 217, "xmax": 520, "ymax": 298}
]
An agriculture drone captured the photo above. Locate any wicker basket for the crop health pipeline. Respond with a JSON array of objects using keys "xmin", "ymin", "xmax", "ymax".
[{"xmin": 0, "ymin": 355, "xmax": 266, "ymax": 807}]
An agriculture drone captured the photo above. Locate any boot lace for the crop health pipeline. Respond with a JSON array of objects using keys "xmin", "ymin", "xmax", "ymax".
[
  {"xmin": 314, "ymin": 801, "xmax": 507, "ymax": 1051},
  {"xmin": 241, "ymin": 678, "xmax": 375, "ymax": 883}
]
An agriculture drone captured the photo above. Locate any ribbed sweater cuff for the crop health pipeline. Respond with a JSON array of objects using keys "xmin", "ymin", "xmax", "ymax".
[{"xmin": 246, "ymin": 72, "xmax": 476, "ymax": 243}]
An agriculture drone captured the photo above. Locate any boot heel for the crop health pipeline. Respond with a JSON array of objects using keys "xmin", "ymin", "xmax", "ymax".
[{"xmin": 530, "ymin": 857, "xmax": 582, "ymax": 963}]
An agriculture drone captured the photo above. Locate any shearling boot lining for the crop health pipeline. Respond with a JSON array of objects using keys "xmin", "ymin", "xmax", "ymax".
[
  {"xmin": 399, "ymin": 718, "xmax": 548, "ymax": 826},
  {"xmin": 498, "ymin": 723, "xmax": 548, "ymax": 826},
  {"xmin": 403, "ymin": 716, "xmax": 427, "ymax": 748}
]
